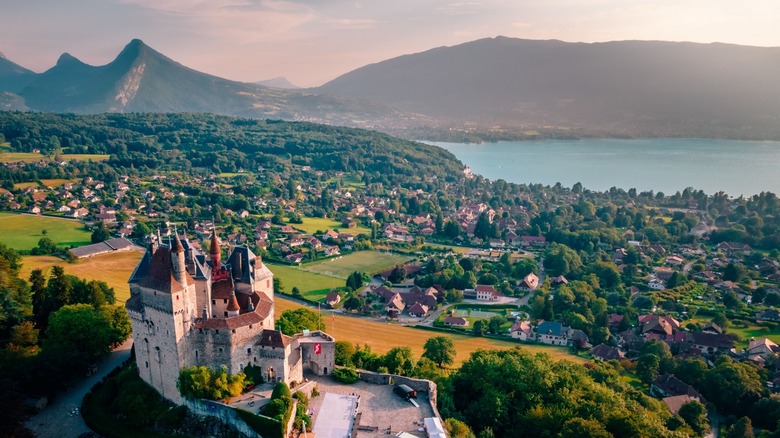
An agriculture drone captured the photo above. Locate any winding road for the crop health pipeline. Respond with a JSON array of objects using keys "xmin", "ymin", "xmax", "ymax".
[{"xmin": 26, "ymin": 339, "xmax": 134, "ymax": 438}]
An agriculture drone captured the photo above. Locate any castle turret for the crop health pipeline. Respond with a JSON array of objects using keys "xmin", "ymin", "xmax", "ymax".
[
  {"xmin": 210, "ymin": 229, "xmax": 221, "ymax": 269},
  {"xmin": 227, "ymin": 290, "xmax": 240, "ymax": 317},
  {"xmin": 171, "ymin": 232, "xmax": 187, "ymax": 286}
]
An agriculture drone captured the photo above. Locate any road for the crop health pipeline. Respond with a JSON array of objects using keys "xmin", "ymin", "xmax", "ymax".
[{"xmin": 26, "ymin": 339, "xmax": 134, "ymax": 438}]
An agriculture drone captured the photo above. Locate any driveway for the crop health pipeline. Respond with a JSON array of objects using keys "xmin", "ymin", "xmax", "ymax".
[{"xmin": 26, "ymin": 339, "xmax": 134, "ymax": 438}]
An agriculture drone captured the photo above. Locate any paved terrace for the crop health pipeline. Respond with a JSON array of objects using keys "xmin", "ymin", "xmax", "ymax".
[{"xmin": 307, "ymin": 375, "xmax": 435, "ymax": 438}]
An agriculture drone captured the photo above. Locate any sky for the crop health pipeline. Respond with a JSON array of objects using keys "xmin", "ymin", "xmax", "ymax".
[{"xmin": 1, "ymin": 0, "xmax": 780, "ymax": 87}]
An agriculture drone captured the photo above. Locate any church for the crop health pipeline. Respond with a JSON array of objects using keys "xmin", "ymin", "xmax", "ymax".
[{"xmin": 125, "ymin": 230, "xmax": 335, "ymax": 404}]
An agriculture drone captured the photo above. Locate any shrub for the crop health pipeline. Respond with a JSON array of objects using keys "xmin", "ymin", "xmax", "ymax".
[{"xmin": 332, "ymin": 367, "xmax": 359, "ymax": 384}]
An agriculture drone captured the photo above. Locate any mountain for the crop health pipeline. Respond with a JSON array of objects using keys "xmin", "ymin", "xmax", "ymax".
[
  {"xmin": 0, "ymin": 52, "xmax": 37, "ymax": 93},
  {"xmin": 255, "ymin": 77, "xmax": 300, "ymax": 89},
  {"xmin": 4, "ymin": 39, "xmax": 409, "ymax": 131},
  {"xmin": 318, "ymin": 37, "xmax": 780, "ymax": 139}
]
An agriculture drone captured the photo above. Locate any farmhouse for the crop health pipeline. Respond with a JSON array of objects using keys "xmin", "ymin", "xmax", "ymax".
[{"xmin": 68, "ymin": 237, "xmax": 139, "ymax": 259}]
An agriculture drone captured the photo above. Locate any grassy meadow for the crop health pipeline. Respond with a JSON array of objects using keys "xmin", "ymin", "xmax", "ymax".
[
  {"xmin": 303, "ymin": 250, "xmax": 411, "ymax": 278},
  {"xmin": 294, "ymin": 216, "xmax": 372, "ymax": 236},
  {"xmin": 267, "ymin": 263, "xmax": 345, "ymax": 301},
  {"xmin": 274, "ymin": 297, "xmax": 583, "ymax": 366},
  {"xmin": 0, "ymin": 213, "xmax": 92, "ymax": 250},
  {"xmin": 20, "ymin": 250, "xmax": 144, "ymax": 304},
  {"xmin": 0, "ymin": 151, "xmax": 109, "ymax": 163}
]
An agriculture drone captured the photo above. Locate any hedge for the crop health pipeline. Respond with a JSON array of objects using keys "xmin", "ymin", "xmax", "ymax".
[{"xmin": 236, "ymin": 409, "xmax": 283, "ymax": 438}]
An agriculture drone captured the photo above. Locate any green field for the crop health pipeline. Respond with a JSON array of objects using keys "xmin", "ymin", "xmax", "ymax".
[
  {"xmin": 302, "ymin": 251, "xmax": 411, "ymax": 278},
  {"xmin": 294, "ymin": 216, "xmax": 372, "ymax": 236},
  {"xmin": 268, "ymin": 263, "xmax": 345, "ymax": 300},
  {"xmin": 0, "ymin": 151, "xmax": 109, "ymax": 163},
  {"xmin": 0, "ymin": 213, "xmax": 92, "ymax": 250}
]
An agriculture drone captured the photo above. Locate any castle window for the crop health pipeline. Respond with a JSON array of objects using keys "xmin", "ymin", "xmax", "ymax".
[
  {"xmin": 232, "ymin": 329, "xmax": 236, "ymax": 334},
  {"xmin": 199, "ymin": 328, "xmax": 203, "ymax": 334},
  {"xmin": 212, "ymin": 299, "xmax": 216, "ymax": 305},
  {"xmin": 145, "ymin": 361, "xmax": 148, "ymax": 368},
  {"xmin": 249, "ymin": 324, "xmax": 252, "ymax": 329},
  {"xmin": 224, "ymin": 311, "xmax": 228, "ymax": 317},
  {"xmin": 247, "ymin": 348, "xmax": 251, "ymax": 354},
  {"xmin": 219, "ymin": 348, "xmax": 223, "ymax": 353},
  {"xmin": 215, "ymin": 330, "xmax": 219, "ymax": 334},
  {"xmin": 223, "ymin": 299, "xmax": 228, "ymax": 304},
  {"xmin": 176, "ymin": 295, "xmax": 179, "ymax": 300},
  {"xmin": 267, "ymin": 279, "xmax": 270, "ymax": 288}
]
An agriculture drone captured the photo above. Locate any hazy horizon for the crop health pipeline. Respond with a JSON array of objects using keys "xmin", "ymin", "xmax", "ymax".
[{"xmin": 2, "ymin": 1, "xmax": 780, "ymax": 87}]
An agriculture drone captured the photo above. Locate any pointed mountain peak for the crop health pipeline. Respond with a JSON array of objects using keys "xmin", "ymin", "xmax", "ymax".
[
  {"xmin": 56, "ymin": 52, "xmax": 84, "ymax": 66},
  {"xmin": 116, "ymin": 38, "xmax": 158, "ymax": 61}
]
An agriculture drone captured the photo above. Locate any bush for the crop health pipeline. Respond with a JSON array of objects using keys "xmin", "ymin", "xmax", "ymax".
[
  {"xmin": 236, "ymin": 409, "xmax": 283, "ymax": 438},
  {"xmin": 332, "ymin": 367, "xmax": 360, "ymax": 384},
  {"xmin": 271, "ymin": 381, "xmax": 291, "ymax": 399}
]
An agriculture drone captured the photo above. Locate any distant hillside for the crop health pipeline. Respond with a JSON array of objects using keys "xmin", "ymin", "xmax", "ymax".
[
  {"xmin": 0, "ymin": 40, "xmax": 409, "ymax": 130},
  {"xmin": 0, "ymin": 53, "xmax": 36, "ymax": 93},
  {"xmin": 318, "ymin": 37, "xmax": 780, "ymax": 139}
]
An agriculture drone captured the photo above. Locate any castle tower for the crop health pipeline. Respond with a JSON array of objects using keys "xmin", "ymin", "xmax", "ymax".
[
  {"xmin": 227, "ymin": 291, "xmax": 240, "ymax": 317},
  {"xmin": 171, "ymin": 232, "xmax": 187, "ymax": 287},
  {"xmin": 210, "ymin": 229, "xmax": 221, "ymax": 268}
]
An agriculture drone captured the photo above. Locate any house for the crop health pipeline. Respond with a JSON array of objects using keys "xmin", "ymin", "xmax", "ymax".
[
  {"xmin": 662, "ymin": 395, "xmax": 698, "ymax": 415},
  {"xmin": 648, "ymin": 277, "xmax": 666, "ymax": 291},
  {"xmin": 747, "ymin": 338, "xmax": 780, "ymax": 361},
  {"xmin": 701, "ymin": 322, "xmax": 723, "ymax": 335},
  {"xmin": 407, "ymin": 302, "xmax": 429, "ymax": 317},
  {"xmin": 325, "ymin": 291, "xmax": 341, "ymax": 308},
  {"xmin": 717, "ymin": 241, "xmax": 753, "ymax": 256},
  {"xmin": 29, "ymin": 205, "xmax": 41, "ymax": 214},
  {"xmin": 474, "ymin": 285, "xmax": 500, "ymax": 301},
  {"xmin": 385, "ymin": 293, "xmax": 406, "ymax": 317},
  {"xmin": 651, "ymin": 374, "xmax": 703, "ymax": 401},
  {"xmin": 590, "ymin": 344, "xmax": 626, "ymax": 361},
  {"xmin": 519, "ymin": 235, "xmax": 546, "ymax": 247},
  {"xmin": 510, "ymin": 321, "xmax": 534, "ymax": 341},
  {"xmin": 518, "ymin": 273, "xmax": 539, "ymax": 292},
  {"xmin": 550, "ymin": 275, "xmax": 568, "ymax": 286},
  {"xmin": 756, "ymin": 309, "xmax": 780, "ymax": 323},
  {"xmin": 535, "ymin": 321, "xmax": 568, "ymax": 346},
  {"xmin": 323, "ymin": 246, "xmax": 340, "ymax": 257},
  {"xmin": 687, "ymin": 332, "xmax": 735, "ymax": 355},
  {"xmin": 443, "ymin": 316, "xmax": 468, "ymax": 327},
  {"xmin": 285, "ymin": 253, "xmax": 304, "ymax": 264},
  {"xmin": 666, "ymin": 255, "xmax": 685, "ymax": 266}
]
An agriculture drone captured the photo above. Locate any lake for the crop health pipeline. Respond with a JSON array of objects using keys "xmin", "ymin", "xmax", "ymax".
[{"xmin": 430, "ymin": 138, "xmax": 780, "ymax": 197}]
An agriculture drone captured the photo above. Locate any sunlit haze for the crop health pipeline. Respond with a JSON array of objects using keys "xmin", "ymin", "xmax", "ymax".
[{"xmin": 2, "ymin": 0, "xmax": 780, "ymax": 87}]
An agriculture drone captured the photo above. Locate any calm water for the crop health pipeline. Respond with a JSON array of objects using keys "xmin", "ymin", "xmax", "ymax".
[{"xmin": 431, "ymin": 138, "xmax": 780, "ymax": 197}]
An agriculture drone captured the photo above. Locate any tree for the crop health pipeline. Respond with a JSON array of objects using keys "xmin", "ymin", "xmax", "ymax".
[
  {"xmin": 444, "ymin": 219, "xmax": 461, "ymax": 238},
  {"xmin": 388, "ymin": 265, "xmax": 406, "ymax": 283},
  {"xmin": 31, "ymin": 237, "xmax": 58, "ymax": 255},
  {"xmin": 444, "ymin": 418, "xmax": 475, "ymax": 438},
  {"xmin": 712, "ymin": 312, "xmax": 731, "ymax": 331},
  {"xmin": 91, "ymin": 222, "xmax": 110, "ymax": 243},
  {"xmin": 702, "ymin": 357, "xmax": 765, "ymax": 416},
  {"xmin": 487, "ymin": 315, "xmax": 506, "ymax": 334},
  {"xmin": 422, "ymin": 336, "xmax": 456, "ymax": 368},
  {"xmin": 10, "ymin": 321, "xmax": 39, "ymax": 348},
  {"xmin": 44, "ymin": 304, "xmax": 130, "ymax": 366},
  {"xmin": 559, "ymin": 418, "xmax": 611, "ymax": 438},
  {"xmin": 636, "ymin": 354, "xmax": 660, "ymax": 384},
  {"xmin": 178, "ymin": 365, "xmax": 246, "ymax": 400},
  {"xmin": 132, "ymin": 222, "xmax": 152, "ymax": 238},
  {"xmin": 276, "ymin": 308, "xmax": 323, "ymax": 336},
  {"xmin": 334, "ymin": 341, "xmax": 355, "ymax": 366},
  {"xmin": 723, "ymin": 417, "xmax": 754, "ymax": 438},
  {"xmin": 382, "ymin": 346, "xmax": 415, "ymax": 375},
  {"xmin": 678, "ymin": 401, "xmax": 710, "ymax": 437},
  {"xmin": 472, "ymin": 319, "xmax": 486, "ymax": 337},
  {"xmin": 543, "ymin": 244, "xmax": 582, "ymax": 277},
  {"xmin": 346, "ymin": 271, "xmax": 364, "ymax": 290},
  {"xmin": 343, "ymin": 296, "xmax": 364, "ymax": 312}
]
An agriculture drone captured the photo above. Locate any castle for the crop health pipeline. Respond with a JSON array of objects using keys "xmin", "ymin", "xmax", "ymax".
[{"xmin": 125, "ymin": 230, "xmax": 335, "ymax": 404}]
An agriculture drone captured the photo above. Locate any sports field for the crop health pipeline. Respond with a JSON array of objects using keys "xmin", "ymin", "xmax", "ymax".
[
  {"xmin": 0, "ymin": 213, "xmax": 92, "ymax": 250},
  {"xmin": 20, "ymin": 250, "xmax": 144, "ymax": 304},
  {"xmin": 294, "ymin": 216, "xmax": 372, "ymax": 236},
  {"xmin": 302, "ymin": 251, "xmax": 410, "ymax": 278},
  {"xmin": 274, "ymin": 297, "xmax": 583, "ymax": 366},
  {"xmin": 268, "ymin": 263, "xmax": 344, "ymax": 301}
]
